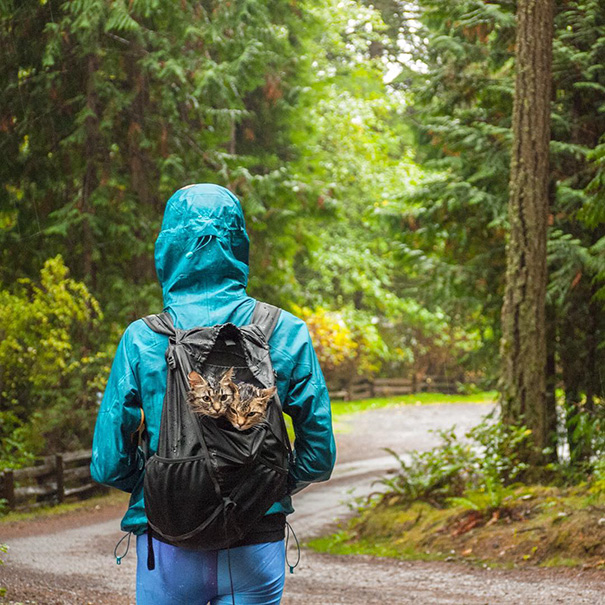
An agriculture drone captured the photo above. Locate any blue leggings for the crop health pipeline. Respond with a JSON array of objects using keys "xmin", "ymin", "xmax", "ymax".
[{"xmin": 136, "ymin": 535, "xmax": 285, "ymax": 604}]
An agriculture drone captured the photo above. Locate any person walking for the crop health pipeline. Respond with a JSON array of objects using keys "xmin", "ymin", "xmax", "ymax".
[{"xmin": 91, "ymin": 183, "xmax": 336, "ymax": 604}]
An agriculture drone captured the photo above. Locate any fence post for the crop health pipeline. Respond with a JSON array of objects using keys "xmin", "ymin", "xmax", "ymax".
[
  {"xmin": 2, "ymin": 470, "xmax": 15, "ymax": 511},
  {"xmin": 55, "ymin": 454, "xmax": 64, "ymax": 504}
]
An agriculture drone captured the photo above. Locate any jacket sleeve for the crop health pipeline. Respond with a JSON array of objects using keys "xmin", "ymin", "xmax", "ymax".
[
  {"xmin": 280, "ymin": 322, "xmax": 336, "ymax": 495},
  {"xmin": 90, "ymin": 327, "xmax": 144, "ymax": 493}
]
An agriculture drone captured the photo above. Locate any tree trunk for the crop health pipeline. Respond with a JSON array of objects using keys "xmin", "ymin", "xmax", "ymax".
[{"xmin": 499, "ymin": 0, "xmax": 554, "ymax": 468}]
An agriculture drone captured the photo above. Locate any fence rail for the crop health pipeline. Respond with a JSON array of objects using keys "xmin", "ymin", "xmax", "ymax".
[
  {"xmin": 327, "ymin": 375, "xmax": 461, "ymax": 401},
  {"xmin": 0, "ymin": 449, "xmax": 105, "ymax": 512}
]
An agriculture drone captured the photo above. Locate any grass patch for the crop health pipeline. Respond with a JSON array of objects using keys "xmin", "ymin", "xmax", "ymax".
[
  {"xmin": 309, "ymin": 484, "xmax": 605, "ymax": 569},
  {"xmin": 0, "ymin": 489, "xmax": 129, "ymax": 524},
  {"xmin": 310, "ymin": 531, "xmax": 416, "ymax": 559},
  {"xmin": 330, "ymin": 391, "xmax": 496, "ymax": 419}
]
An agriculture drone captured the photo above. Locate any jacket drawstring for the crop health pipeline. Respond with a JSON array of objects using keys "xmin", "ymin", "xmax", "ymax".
[
  {"xmin": 114, "ymin": 531, "xmax": 132, "ymax": 565},
  {"xmin": 285, "ymin": 521, "xmax": 300, "ymax": 574}
]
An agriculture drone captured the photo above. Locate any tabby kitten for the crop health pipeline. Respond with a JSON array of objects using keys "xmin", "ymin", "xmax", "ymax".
[
  {"xmin": 225, "ymin": 383, "xmax": 276, "ymax": 431},
  {"xmin": 187, "ymin": 367, "xmax": 239, "ymax": 418}
]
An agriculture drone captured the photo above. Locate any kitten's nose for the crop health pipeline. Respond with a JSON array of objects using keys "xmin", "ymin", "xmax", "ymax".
[{"xmin": 213, "ymin": 404, "xmax": 221, "ymax": 411}]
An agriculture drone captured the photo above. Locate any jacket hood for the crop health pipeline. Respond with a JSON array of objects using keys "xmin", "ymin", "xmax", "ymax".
[{"xmin": 155, "ymin": 184, "xmax": 250, "ymax": 310}]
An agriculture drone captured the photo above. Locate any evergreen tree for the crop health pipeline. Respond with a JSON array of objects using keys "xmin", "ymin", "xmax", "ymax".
[
  {"xmin": 382, "ymin": 0, "xmax": 604, "ymax": 466},
  {"xmin": 499, "ymin": 0, "xmax": 554, "ymax": 466},
  {"xmin": 0, "ymin": 0, "xmax": 321, "ymax": 326}
]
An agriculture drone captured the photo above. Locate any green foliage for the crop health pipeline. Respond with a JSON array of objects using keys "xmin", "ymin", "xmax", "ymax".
[
  {"xmin": 363, "ymin": 1, "xmax": 518, "ymax": 384},
  {"xmin": 377, "ymin": 404, "xmax": 604, "ymax": 515},
  {"xmin": 0, "ymin": 411, "xmax": 36, "ymax": 469},
  {"xmin": 550, "ymin": 397, "xmax": 605, "ymax": 483},
  {"xmin": 0, "ymin": 0, "xmax": 325, "ymax": 322},
  {"xmin": 290, "ymin": 1, "xmax": 416, "ymax": 321},
  {"xmin": 379, "ymin": 431, "xmax": 473, "ymax": 508},
  {"xmin": 288, "ymin": 0, "xmax": 483, "ymax": 381},
  {"xmin": 466, "ymin": 413, "xmax": 531, "ymax": 486},
  {"xmin": 0, "ymin": 255, "xmax": 108, "ymax": 462},
  {"xmin": 589, "ymin": 455, "xmax": 605, "ymax": 497},
  {"xmin": 0, "ymin": 0, "xmax": 491, "ymax": 397},
  {"xmin": 0, "ymin": 541, "xmax": 6, "ymax": 597},
  {"xmin": 292, "ymin": 304, "xmax": 391, "ymax": 379},
  {"xmin": 376, "ymin": 414, "xmax": 531, "ymax": 512}
]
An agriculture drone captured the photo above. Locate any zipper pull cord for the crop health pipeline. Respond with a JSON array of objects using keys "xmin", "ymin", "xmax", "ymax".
[
  {"xmin": 113, "ymin": 531, "xmax": 132, "ymax": 565},
  {"xmin": 285, "ymin": 521, "xmax": 300, "ymax": 574}
]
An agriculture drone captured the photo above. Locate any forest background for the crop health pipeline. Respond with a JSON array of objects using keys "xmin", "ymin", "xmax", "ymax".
[{"xmin": 0, "ymin": 0, "xmax": 603, "ymax": 488}]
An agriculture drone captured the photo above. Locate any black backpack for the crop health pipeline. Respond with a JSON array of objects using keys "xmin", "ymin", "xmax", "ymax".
[{"xmin": 141, "ymin": 302, "xmax": 292, "ymax": 564}]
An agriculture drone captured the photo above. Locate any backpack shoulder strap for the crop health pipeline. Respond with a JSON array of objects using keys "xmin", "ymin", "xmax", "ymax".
[
  {"xmin": 142, "ymin": 312, "xmax": 176, "ymax": 337},
  {"xmin": 251, "ymin": 301, "xmax": 281, "ymax": 341}
]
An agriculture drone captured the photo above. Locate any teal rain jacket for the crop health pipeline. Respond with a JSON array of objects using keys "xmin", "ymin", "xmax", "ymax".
[{"xmin": 91, "ymin": 184, "xmax": 337, "ymax": 535}]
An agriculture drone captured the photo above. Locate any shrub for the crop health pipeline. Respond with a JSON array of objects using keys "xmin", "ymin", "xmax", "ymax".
[
  {"xmin": 0, "ymin": 255, "xmax": 109, "ymax": 464},
  {"xmin": 379, "ymin": 428, "xmax": 474, "ymax": 508},
  {"xmin": 291, "ymin": 304, "xmax": 390, "ymax": 380},
  {"xmin": 375, "ymin": 413, "xmax": 531, "ymax": 512}
]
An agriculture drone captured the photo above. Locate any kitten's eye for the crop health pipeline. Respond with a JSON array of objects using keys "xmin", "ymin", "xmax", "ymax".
[
  {"xmin": 247, "ymin": 412, "xmax": 257, "ymax": 417},
  {"xmin": 203, "ymin": 396, "xmax": 211, "ymax": 402},
  {"xmin": 220, "ymin": 394, "xmax": 228, "ymax": 402}
]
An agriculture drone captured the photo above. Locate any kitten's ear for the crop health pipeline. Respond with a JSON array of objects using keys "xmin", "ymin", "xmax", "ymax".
[
  {"xmin": 259, "ymin": 386, "xmax": 277, "ymax": 402},
  {"xmin": 220, "ymin": 367, "xmax": 235, "ymax": 384},
  {"xmin": 188, "ymin": 371, "xmax": 207, "ymax": 388}
]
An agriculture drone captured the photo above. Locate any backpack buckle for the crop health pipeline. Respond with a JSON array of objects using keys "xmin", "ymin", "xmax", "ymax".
[{"xmin": 165, "ymin": 346, "xmax": 177, "ymax": 369}]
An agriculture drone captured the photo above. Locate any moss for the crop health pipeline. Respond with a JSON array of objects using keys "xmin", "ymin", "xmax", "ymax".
[
  {"xmin": 542, "ymin": 556, "xmax": 585, "ymax": 567},
  {"xmin": 310, "ymin": 484, "xmax": 605, "ymax": 569}
]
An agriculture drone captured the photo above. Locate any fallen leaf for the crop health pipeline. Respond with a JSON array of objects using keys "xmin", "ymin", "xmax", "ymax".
[{"xmin": 486, "ymin": 510, "xmax": 500, "ymax": 526}]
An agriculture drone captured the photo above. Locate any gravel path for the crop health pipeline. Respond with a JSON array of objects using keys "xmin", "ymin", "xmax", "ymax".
[
  {"xmin": 1, "ymin": 401, "xmax": 604, "ymax": 604},
  {"xmin": 283, "ymin": 553, "xmax": 605, "ymax": 605}
]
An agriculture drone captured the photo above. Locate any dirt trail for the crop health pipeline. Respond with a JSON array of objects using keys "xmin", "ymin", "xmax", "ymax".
[{"xmin": 1, "ymin": 401, "xmax": 604, "ymax": 604}]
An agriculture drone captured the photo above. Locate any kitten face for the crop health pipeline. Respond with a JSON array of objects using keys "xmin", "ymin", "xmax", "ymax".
[
  {"xmin": 187, "ymin": 367, "xmax": 238, "ymax": 418},
  {"xmin": 225, "ymin": 383, "xmax": 276, "ymax": 431}
]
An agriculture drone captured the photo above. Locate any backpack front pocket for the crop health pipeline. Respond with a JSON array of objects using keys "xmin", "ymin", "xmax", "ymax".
[{"xmin": 144, "ymin": 454, "xmax": 222, "ymax": 539}]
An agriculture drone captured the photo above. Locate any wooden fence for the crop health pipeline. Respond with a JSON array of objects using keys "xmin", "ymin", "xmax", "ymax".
[
  {"xmin": 0, "ymin": 449, "xmax": 105, "ymax": 512},
  {"xmin": 328, "ymin": 375, "xmax": 461, "ymax": 401}
]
